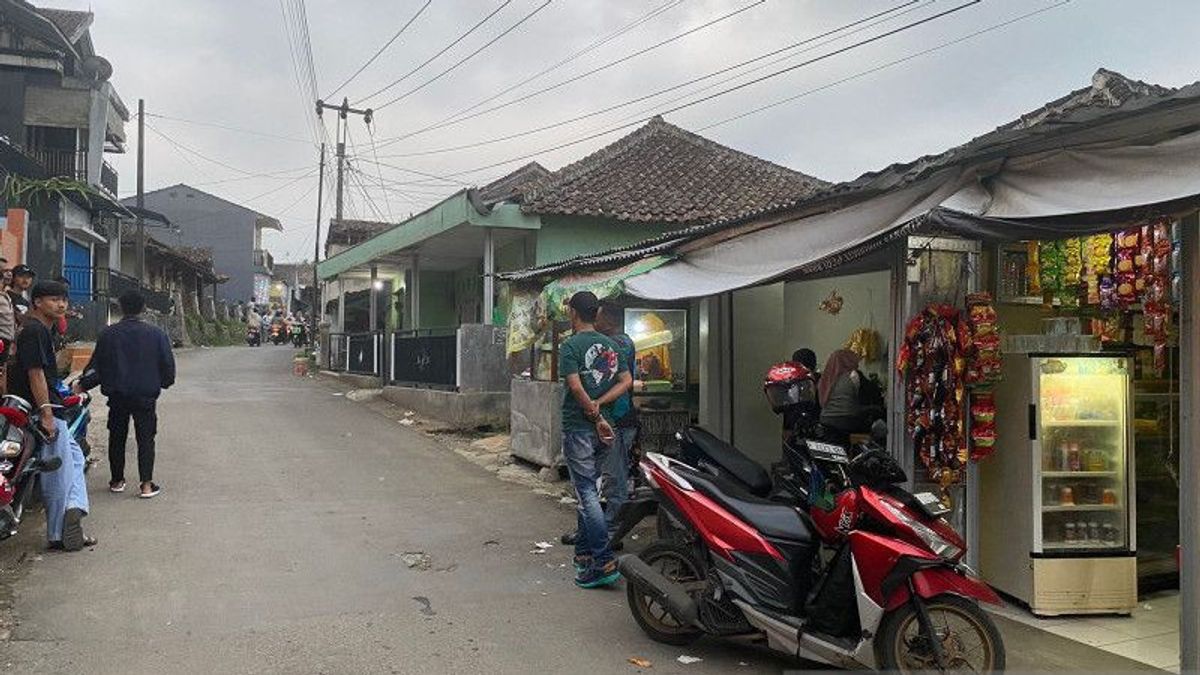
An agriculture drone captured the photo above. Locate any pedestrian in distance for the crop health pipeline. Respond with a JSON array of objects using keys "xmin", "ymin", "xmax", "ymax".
[
  {"xmin": 8, "ymin": 280, "xmax": 94, "ymax": 550},
  {"xmin": 559, "ymin": 291, "xmax": 632, "ymax": 589},
  {"xmin": 78, "ymin": 290, "xmax": 175, "ymax": 498}
]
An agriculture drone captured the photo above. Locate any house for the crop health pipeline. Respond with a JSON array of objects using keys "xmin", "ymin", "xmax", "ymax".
[
  {"xmin": 316, "ymin": 117, "xmax": 827, "ymax": 338},
  {"xmin": 0, "ymin": 0, "xmax": 128, "ymax": 283},
  {"xmin": 122, "ymin": 184, "xmax": 283, "ymax": 305}
]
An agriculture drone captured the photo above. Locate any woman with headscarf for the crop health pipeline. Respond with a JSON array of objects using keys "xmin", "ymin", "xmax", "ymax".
[{"xmin": 818, "ymin": 348, "xmax": 877, "ymax": 438}]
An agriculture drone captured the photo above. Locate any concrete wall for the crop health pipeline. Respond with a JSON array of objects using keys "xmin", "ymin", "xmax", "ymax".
[
  {"xmin": 509, "ymin": 378, "xmax": 562, "ymax": 467},
  {"xmin": 457, "ymin": 324, "xmax": 509, "ymax": 392},
  {"xmin": 0, "ymin": 71, "xmax": 29, "ymax": 143},
  {"xmin": 731, "ymin": 283, "xmax": 786, "ymax": 466},
  {"xmin": 131, "ymin": 187, "xmax": 258, "ymax": 303},
  {"xmin": 24, "ymin": 198, "xmax": 64, "ymax": 278},
  {"xmin": 418, "ymin": 270, "xmax": 456, "ymax": 329},
  {"xmin": 782, "ymin": 270, "xmax": 892, "ymax": 381},
  {"xmin": 533, "ymin": 215, "xmax": 677, "ymax": 267},
  {"xmin": 381, "ymin": 385, "xmax": 510, "ymax": 431}
]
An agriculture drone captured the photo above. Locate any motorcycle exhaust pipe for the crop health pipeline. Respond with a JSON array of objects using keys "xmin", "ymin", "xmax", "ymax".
[{"xmin": 618, "ymin": 554, "xmax": 701, "ymax": 628}]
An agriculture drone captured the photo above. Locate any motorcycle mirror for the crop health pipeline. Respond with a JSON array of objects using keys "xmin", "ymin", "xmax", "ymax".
[{"xmin": 870, "ymin": 419, "xmax": 888, "ymax": 444}]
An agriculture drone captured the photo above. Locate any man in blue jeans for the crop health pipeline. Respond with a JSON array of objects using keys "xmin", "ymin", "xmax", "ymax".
[{"xmin": 560, "ymin": 291, "xmax": 631, "ymax": 588}]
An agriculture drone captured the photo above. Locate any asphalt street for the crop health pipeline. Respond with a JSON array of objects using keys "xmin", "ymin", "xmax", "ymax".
[{"xmin": 0, "ymin": 347, "xmax": 1163, "ymax": 674}]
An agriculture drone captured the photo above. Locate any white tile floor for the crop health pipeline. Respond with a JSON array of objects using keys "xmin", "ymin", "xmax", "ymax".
[{"xmin": 991, "ymin": 591, "xmax": 1181, "ymax": 672}]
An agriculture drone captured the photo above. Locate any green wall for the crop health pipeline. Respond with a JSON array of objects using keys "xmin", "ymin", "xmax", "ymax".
[
  {"xmin": 534, "ymin": 215, "xmax": 678, "ymax": 267},
  {"xmin": 418, "ymin": 270, "xmax": 457, "ymax": 329}
]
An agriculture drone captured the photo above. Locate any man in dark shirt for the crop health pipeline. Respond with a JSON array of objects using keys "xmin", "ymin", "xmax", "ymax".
[
  {"xmin": 7, "ymin": 264, "xmax": 34, "ymax": 319},
  {"xmin": 11, "ymin": 281, "xmax": 93, "ymax": 550},
  {"xmin": 79, "ymin": 290, "xmax": 175, "ymax": 498}
]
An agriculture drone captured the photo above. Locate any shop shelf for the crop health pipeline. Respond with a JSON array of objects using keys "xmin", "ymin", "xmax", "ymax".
[
  {"xmin": 1041, "ymin": 419, "xmax": 1122, "ymax": 427},
  {"xmin": 1042, "ymin": 504, "xmax": 1122, "ymax": 512},
  {"xmin": 1041, "ymin": 471, "xmax": 1119, "ymax": 478},
  {"xmin": 1043, "ymin": 540, "xmax": 1126, "ymax": 551}
]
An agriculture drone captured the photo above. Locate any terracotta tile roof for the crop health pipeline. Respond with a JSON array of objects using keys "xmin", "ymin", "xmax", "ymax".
[
  {"xmin": 517, "ymin": 116, "xmax": 829, "ymax": 225},
  {"xmin": 33, "ymin": 7, "xmax": 92, "ymax": 43},
  {"xmin": 478, "ymin": 161, "xmax": 549, "ymax": 206},
  {"xmin": 325, "ymin": 218, "xmax": 396, "ymax": 253}
]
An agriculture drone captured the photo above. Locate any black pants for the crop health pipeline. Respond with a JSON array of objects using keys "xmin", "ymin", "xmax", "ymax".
[{"xmin": 108, "ymin": 395, "xmax": 157, "ymax": 484}]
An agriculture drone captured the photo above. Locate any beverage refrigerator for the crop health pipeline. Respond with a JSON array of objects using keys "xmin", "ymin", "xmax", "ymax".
[{"xmin": 979, "ymin": 353, "xmax": 1137, "ymax": 616}]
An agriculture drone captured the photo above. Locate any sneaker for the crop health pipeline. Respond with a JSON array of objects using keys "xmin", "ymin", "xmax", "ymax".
[
  {"xmin": 109, "ymin": 481, "xmax": 126, "ymax": 493},
  {"xmin": 575, "ymin": 560, "xmax": 621, "ymax": 589},
  {"xmin": 573, "ymin": 555, "xmax": 591, "ymax": 574},
  {"xmin": 62, "ymin": 507, "xmax": 85, "ymax": 551},
  {"xmin": 139, "ymin": 483, "xmax": 161, "ymax": 499}
]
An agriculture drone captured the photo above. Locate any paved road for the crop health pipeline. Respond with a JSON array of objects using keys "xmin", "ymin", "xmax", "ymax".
[{"xmin": 0, "ymin": 347, "xmax": 1162, "ymax": 674}]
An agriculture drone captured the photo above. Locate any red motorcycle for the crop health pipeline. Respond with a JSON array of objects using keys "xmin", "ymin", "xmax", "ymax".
[
  {"xmin": 620, "ymin": 368, "xmax": 1005, "ymax": 672},
  {"xmin": 0, "ymin": 395, "xmax": 61, "ymax": 540}
]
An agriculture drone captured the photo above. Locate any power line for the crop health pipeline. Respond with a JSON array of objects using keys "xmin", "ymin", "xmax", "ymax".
[
  {"xmin": 279, "ymin": 0, "xmax": 324, "ymax": 146},
  {"xmin": 364, "ymin": 122, "xmax": 395, "ymax": 221},
  {"xmin": 698, "ymin": 0, "xmax": 1072, "ymax": 132},
  {"xmin": 429, "ymin": 0, "xmax": 986, "ymax": 180},
  {"xmin": 370, "ymin": 0, "xmax": 766, "ymax": 149},
  {"xmin": 356, "ymin": 1, "xmax": 513, "ymax": 105},
  {"xmin": 324, "ymin": 0, "xmax": 434, "ymax": 100},
  {"xmin": 243, "ymin": 169, "xmax": 319, "ymax": 203},
  {"xmin": 445, "ymin": 0, "xmax": 684, "ymax": 123},
  {"xmin": 372, "ymin": 0, "xmax": 557, "ymax": 112},
  {"xmin": 145, "ymin": 122, "xmax": 314, "ymax": 179},
  {"xmin": 373, "ymin": 0, "xmax": 927, "ymax": 160},
  {"xmin": 145, "ymin": 113, "xmax": 313, "ymax": 145}
]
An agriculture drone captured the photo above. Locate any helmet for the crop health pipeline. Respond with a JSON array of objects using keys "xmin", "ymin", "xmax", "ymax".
[{"xmin": 763, "ymin": 361, "xmax": 817, "ymax": 414}]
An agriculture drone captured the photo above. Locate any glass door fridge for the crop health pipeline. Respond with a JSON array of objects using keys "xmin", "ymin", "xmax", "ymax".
[
  {"xmin": 1034, "ymin": 355, "xmax": 1133, "ymax": 555},
  {"xmin": 979, "ymin": 353, "xmax": 1137, "ymax": 616}
]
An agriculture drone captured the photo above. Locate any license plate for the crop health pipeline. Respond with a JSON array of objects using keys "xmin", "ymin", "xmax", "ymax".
[
  {"xmin": 914, "ymin": 491, "xmax": 951, "ymax": 517},
  {"xmin": 807, "ymin": 441, "xmax": 849, "ymax": 463}
]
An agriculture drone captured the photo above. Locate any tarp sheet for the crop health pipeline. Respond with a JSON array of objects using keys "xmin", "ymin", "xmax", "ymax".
[{"xmin": 623, "ymin": 129, "xmax": 1200, "ymax": 300}]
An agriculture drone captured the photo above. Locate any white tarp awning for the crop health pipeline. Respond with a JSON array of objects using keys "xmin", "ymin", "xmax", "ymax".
[{"xmin": 624, "ymin": 129, "xmax": 1200, "ymax": 300}]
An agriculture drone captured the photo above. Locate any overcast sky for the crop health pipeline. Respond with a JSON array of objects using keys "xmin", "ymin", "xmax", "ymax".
[{"xmin": 48, "ymin": 0, "xmax": 1200, "ymax": 262}]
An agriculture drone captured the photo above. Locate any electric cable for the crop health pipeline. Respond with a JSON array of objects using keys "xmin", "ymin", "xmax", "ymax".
[
  {"xmin": 369, "ymin": 0, "xmax": 767, "ymax": 148},
  {"xmin": 371, "ymin": 0, "xmax": 557, "ymax": 112},
  {"xmin": 325, "ymin": 0, "xmax": 434, "ymax": 100},
  {"xmin": 145, "ymin": 113, "xmax": 313, "ymax": 145},
  {"xmin": 356, "ymin": 1, "xmax": 513, "ymax": 105},
  {"xmin": 373, "ymin": 0, "xmax": 928, "ymax": 159}
]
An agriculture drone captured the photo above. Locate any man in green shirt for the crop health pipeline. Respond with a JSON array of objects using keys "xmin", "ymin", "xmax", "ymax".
[{"xmin": 560, "ymin": 291, "xmax": 632, "ymax": 588}]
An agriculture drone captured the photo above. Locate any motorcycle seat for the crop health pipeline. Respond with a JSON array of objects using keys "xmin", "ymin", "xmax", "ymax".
[
  {"xmin": 679, "ymin": 426, "xmax": 773, "ymax": 498},
  {"xmin": 677, "ymin": 466, "xmax": 813, "ymax": 543}
]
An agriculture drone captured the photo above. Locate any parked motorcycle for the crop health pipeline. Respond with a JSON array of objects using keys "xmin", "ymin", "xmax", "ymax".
[
  {"xmin": 0, "ymin": 395, "xmax": 62, "ymax": 540},
  {"xmin": 619, "ymin": 374, "xmax": 1006, "ymax": 671}
]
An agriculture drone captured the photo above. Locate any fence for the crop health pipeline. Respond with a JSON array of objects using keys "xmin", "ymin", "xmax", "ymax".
[
  {"xmin": 62, "ymin": 266, "xmax": 176, "ymax": 341},
  {"xmin": 327, "ymin": 332, "xmax": 384, "ymax": 377},
  {"xmin": 391, "ymin": 328, "xmax": 457, "ymax": 388}
]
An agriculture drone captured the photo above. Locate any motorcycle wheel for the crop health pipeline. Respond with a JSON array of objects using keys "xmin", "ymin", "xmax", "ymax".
[
  {"xmin": 626, "ymin": 542, "xmax": 705, "ymax": 646},
  {"xmin": 875, "ymin": 593, "xmax": 1005, "ymax": 673}
]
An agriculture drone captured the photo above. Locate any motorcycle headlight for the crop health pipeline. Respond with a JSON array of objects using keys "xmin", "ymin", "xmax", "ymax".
[
  {"xmin": 879, "ymin": 499, "xmax": 962, "ymax": 560},
  {"xmin": 0, "ymin": 440, "xmax": 20, "ymax": 459}
]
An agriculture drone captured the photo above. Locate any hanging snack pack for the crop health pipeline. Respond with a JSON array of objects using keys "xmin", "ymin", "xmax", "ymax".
[
  {"xmin": 1113, "ymin": 228, "xmax": 1140, "ymax": 309},
  {"xmin": 1142, "ymin": 219, "xmax": 1175, "ymax": 376},
  {"xmin": 1084, "ymin": 233, "xmax": 1113, "ymax": 306},
  {"xmin": 1038, "ymin": 240, "xmax": 1065, "ymax": 305},
  {"xmin": 1026, "ymin": 240, "xmax": 1042, "ymax": 295},
  {"xmin": 1062, "ymin": 238, "xmax": 1083, "ymax": 306},
  {"xmin": 969, "ymin": 392, "xmax": 997, "ymax": 460},
  {"xmin": 898, "ymin": 305, "xmax": 967, "ymax": 490}
]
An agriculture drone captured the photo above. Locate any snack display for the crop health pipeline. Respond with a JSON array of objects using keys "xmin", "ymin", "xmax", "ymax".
[
  {"xmin": 1026, "ymin": 240, "xmax": 1041, "ymax": 295},
  {"xmin": 897, "ymin": 305, "xmax": 968, "ymax": 489}
]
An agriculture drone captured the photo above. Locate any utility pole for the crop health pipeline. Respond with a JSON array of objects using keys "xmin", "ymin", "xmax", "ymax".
[
  {"xmin": 315, "ymin": 98, "xmax": 372, "ymax": 222},
  {"xmin": 310, "ymin": 143, "xmax": 325, "ymax": 346},
  {"xmin": 135, "ymin": 98, "xmax": 145, "ymax": 283}
]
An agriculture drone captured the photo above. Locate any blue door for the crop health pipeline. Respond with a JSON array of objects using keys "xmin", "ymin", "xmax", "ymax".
[{"xmin": 63, "ymin": 238, "xmax": 91, "ymax": 303}]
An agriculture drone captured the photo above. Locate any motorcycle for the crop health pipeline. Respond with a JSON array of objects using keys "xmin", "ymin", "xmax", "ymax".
[
  {"xmin": 290, "ymin": 323, "xmax": 306, "ymax": 347},
  {"xmin": 619, "ymin": 366, "xmax": 1005, "ymax": 672},
  {"xmin": 269, "ymin": 323, "xmax": 287, "ymax": 346},
  {"xmin": 0, "ymin": 395, "xmax": 62, "ymax": 540},
  {"xmin": 246, "ymin": 324, "xmax": 262, "ymax": 347}
]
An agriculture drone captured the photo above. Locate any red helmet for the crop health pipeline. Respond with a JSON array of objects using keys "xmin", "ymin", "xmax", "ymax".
[{"xmin": 763, "ymin": 361, "xmax": 817, "ymax": 414}]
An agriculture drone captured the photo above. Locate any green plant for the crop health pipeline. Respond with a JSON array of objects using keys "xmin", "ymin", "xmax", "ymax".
[{"xmin": 1, "ymin": 174, "xmax": 102, "ymax": 208}]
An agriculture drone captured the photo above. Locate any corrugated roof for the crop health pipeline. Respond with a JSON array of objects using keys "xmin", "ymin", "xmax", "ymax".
[
  {"xmin": 502, "ymin": 69, "xmax": 1200, "ymax": 281},
  {"xmin": 517, "ymin": 116, "xmax": 829, "ymax": 225}
]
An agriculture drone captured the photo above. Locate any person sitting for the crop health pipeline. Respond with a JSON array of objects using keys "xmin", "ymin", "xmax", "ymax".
[
  {"xmin": 817, "ymin": 349, "xmax": 884, "ymax": 442},
  {"xmin": 8, "ymin": 281, "xmax": 93, "ymax": 551},
  {"xmin": 783, "ymin": 347, "xmax": 821, "ymax": 441}
]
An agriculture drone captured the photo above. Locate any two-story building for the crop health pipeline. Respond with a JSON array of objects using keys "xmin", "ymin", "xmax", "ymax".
[
  {"xmin": 122, "ymin": 183, "xmax": 283, "ymax": 306},
  {"xmin": 0, "ymin": 0, "xmax": 128, "ymax": 281}
]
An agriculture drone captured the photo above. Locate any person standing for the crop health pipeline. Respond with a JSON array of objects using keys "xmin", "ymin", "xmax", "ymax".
[
  {"xmin": 559, "ymin": 291, "xmax": 632, "ymax": 589},
  {"xmin": 9, "ymin": 281, "xmax": 93, "ymax": 550},
  {"xmin": 7, "ymin": 264, "xmax": 34, "ymax": 319},
  {"xmin": 0, "ymin": 258, "xmax": 14, "ymax": 395},
  {"xmin": 79, "ymin": 290, "xmax": 175, "ymax": 498}
]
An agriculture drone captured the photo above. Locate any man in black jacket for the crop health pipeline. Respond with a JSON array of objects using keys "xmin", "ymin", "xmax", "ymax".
[{"xmin": 79, "ymin": 290, "xmax": 175, "ymax": 498}]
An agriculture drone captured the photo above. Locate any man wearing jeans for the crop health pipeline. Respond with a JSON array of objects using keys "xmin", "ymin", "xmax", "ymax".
[{"xmin": 560, "ymin": 291, "xmax": 631, "ymax": 589}]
